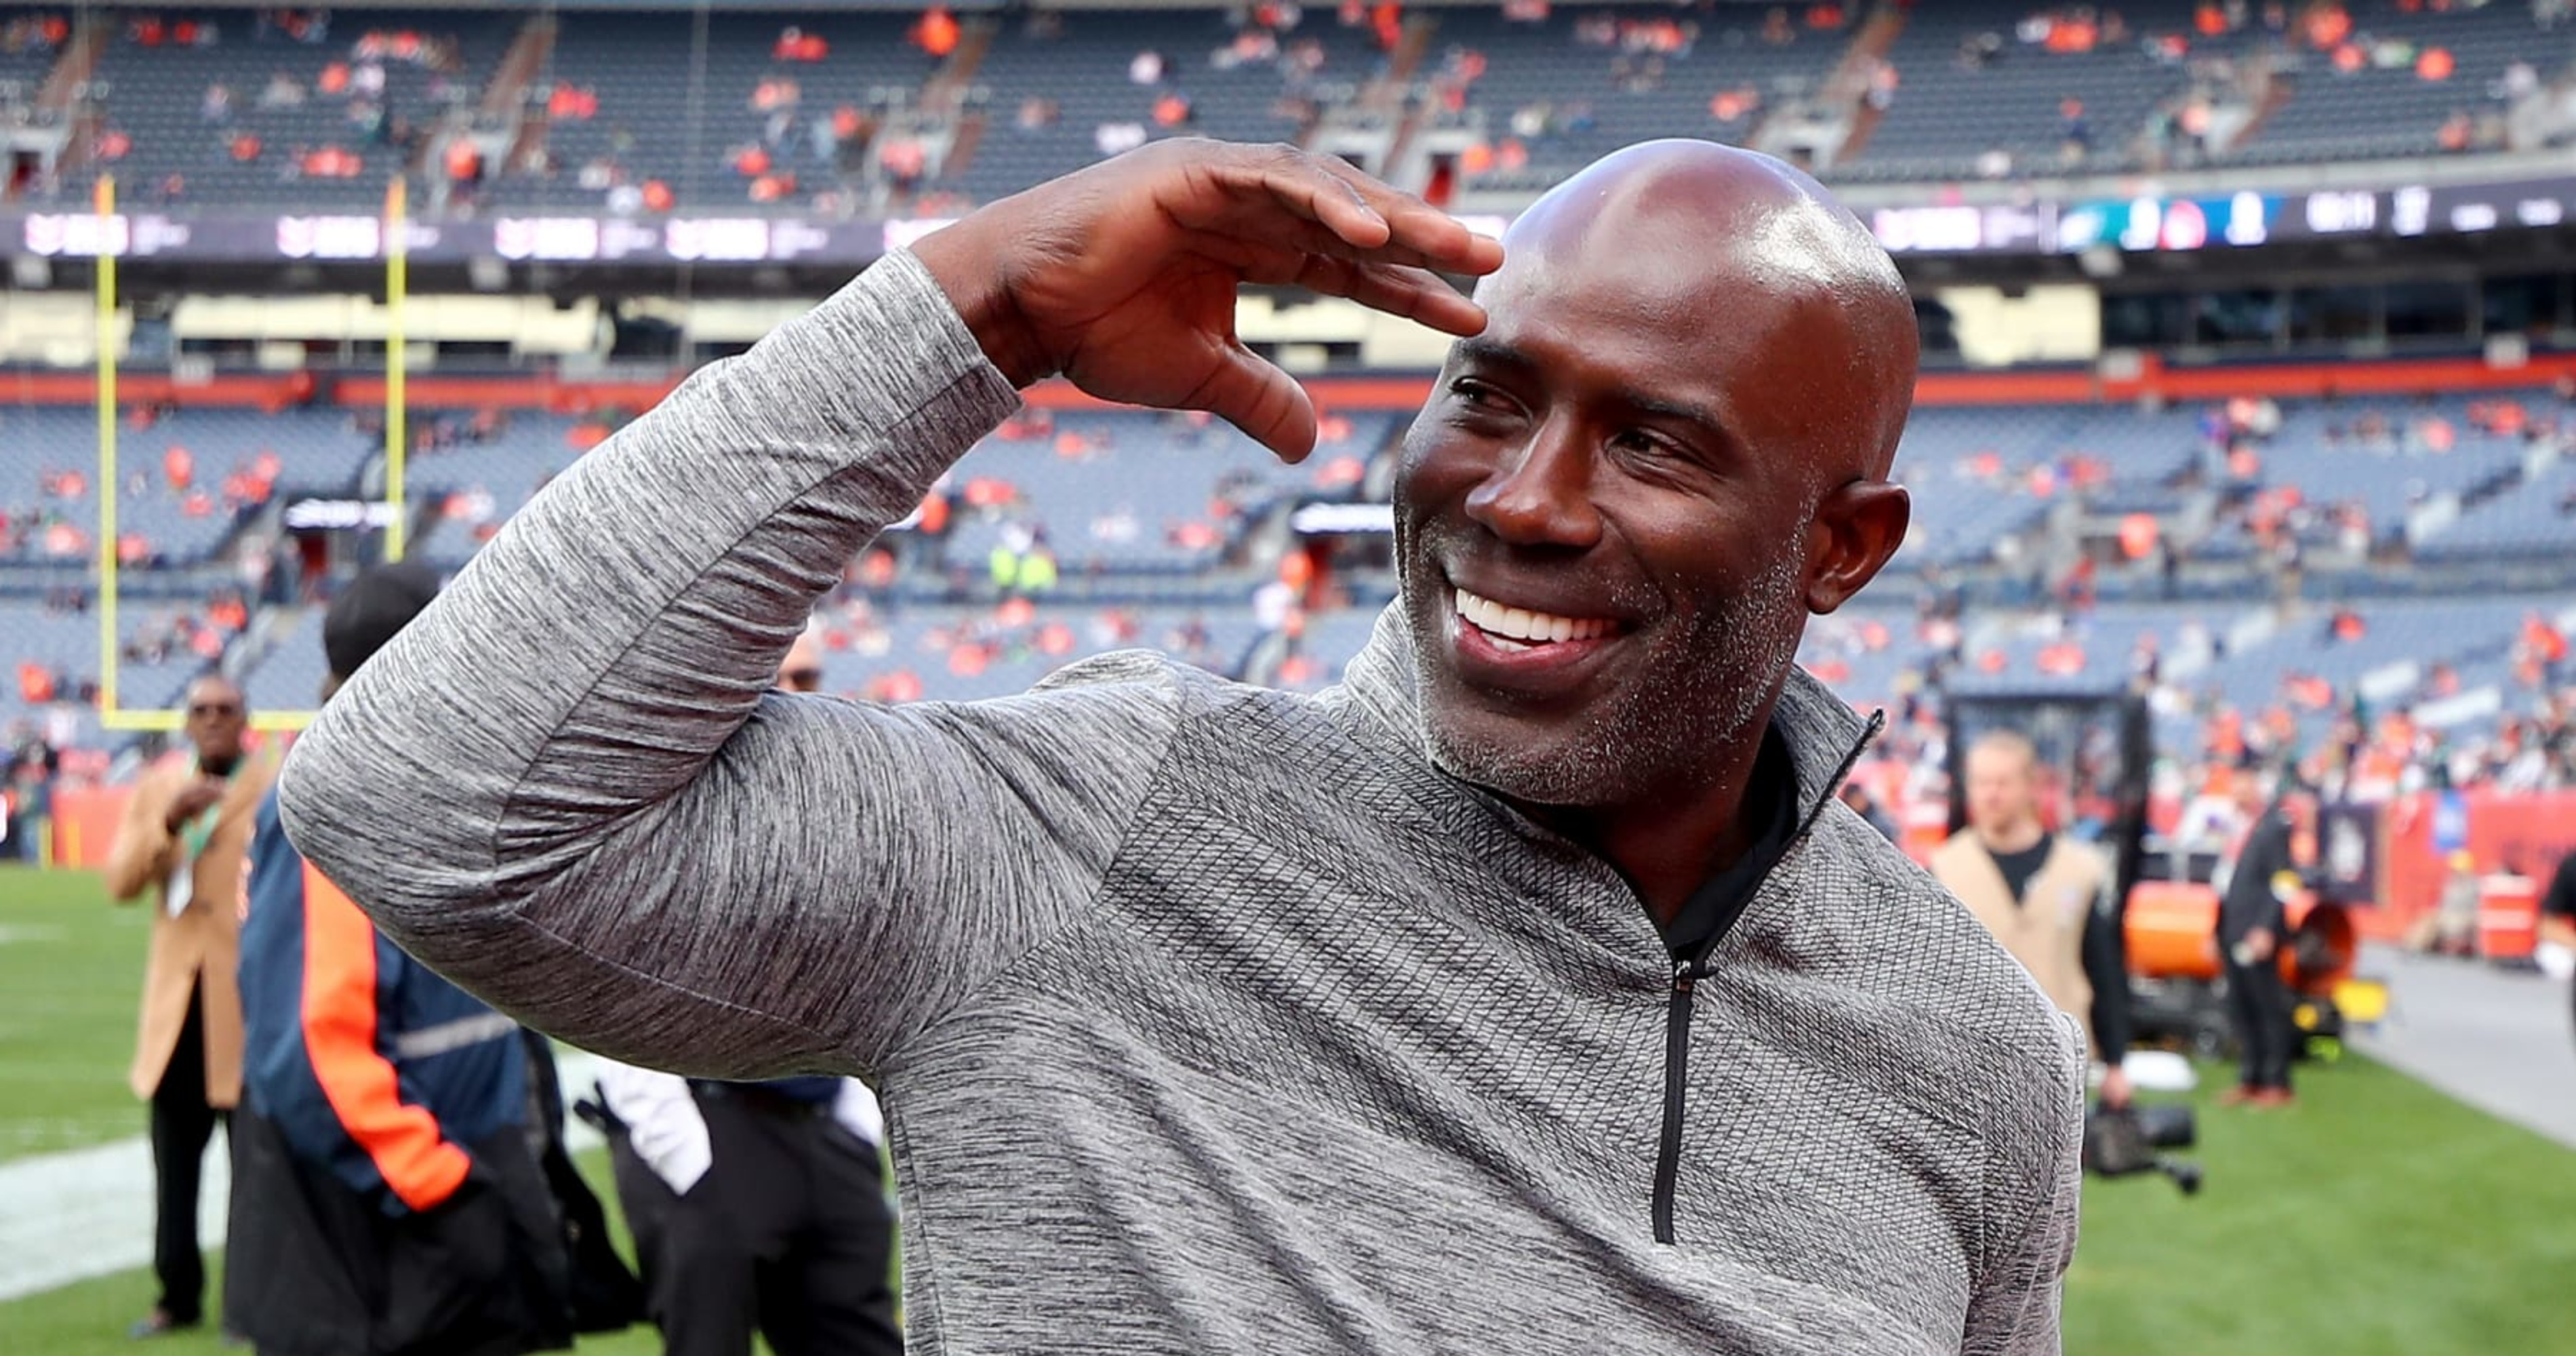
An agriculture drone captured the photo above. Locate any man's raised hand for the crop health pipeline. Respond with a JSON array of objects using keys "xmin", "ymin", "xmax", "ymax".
[{"xmin": 911, "ymin": 139, "xmax": 1505, "ymax": 462}]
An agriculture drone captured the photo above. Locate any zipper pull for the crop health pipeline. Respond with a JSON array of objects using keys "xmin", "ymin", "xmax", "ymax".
[{"xmin": 1654, "ymin": 957, "xmax": 1699, "ymax": 1246}]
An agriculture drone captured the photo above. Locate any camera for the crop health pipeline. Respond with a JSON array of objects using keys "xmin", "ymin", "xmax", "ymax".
[{"xmin": 2082, "ymin": 1102, "xmax": 2201, "ymax": 1196}]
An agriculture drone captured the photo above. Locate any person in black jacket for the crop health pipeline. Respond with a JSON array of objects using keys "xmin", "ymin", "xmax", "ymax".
[
  {"xmin": 2539, "ymin": 850, "xmax": 2576, "ymax": 1041},
  {"xmin": 2218, "ymin": 786, "xmax": 2312, "ymax": 1107}
]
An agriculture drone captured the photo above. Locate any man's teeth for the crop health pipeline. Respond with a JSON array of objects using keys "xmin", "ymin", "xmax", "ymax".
[{"xmin": 1453, "ymin": 587, "xmax": 1615, "ymax": 646}]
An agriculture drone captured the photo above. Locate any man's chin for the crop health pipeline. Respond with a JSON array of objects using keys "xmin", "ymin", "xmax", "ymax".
[{"xmin": 1416, "ymin": 702, "xmax": 1624, "ymax": 810}]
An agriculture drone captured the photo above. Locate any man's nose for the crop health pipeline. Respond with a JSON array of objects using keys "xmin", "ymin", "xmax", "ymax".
[{"xmin": 1461, "ymin": 416, "xmax": 1603, "ymax": 550}]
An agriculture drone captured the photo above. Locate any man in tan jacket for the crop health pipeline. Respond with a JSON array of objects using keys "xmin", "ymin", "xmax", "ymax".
[
  {"xmin": 103, "ymin": 675, "xmax": 276, "ymax": 1340},
  {"xmin": 1930, "ymin": 730, "xmax": 2133, "ymax": 1108}
]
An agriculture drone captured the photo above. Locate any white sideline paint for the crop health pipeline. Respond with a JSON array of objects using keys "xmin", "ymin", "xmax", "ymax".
[{"xmin": 0, "ymin": 1052, "xmax": 606, "ymax": 1302}]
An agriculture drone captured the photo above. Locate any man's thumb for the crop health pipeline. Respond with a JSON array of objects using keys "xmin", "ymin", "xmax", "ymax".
[{"xmin": 1199, "ymin": 340, "xmax": 1316, "ymax": 464}]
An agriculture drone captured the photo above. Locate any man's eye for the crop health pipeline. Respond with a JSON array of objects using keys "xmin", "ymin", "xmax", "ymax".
[{"xmin": 1451, "ymin": 379, "xmax": 1504, "ymax": 409}]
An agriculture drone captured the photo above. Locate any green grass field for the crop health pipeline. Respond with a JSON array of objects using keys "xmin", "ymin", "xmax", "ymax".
[{"xmin": 7, "ymin": 864, "xmax": 2575, "ymax": 1355}]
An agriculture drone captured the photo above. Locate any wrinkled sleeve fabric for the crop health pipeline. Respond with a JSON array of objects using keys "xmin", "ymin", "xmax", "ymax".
[
  {"xmin": 277, "ymin": 251, "xmax": 1182, "ymax": 1079},
  {"xmin": 1961, "ymin": 1013, "xmax": 2085, "ymax": 1356}
]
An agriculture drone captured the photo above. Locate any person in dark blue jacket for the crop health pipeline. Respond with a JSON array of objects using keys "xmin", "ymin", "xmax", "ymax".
[{"xmin": 226, "ymin": 563, "xmax": 573, "ymax": 1356}]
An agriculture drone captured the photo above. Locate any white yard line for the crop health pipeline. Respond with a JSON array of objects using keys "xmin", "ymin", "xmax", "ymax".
[{"xmin": 0, "ymin": 1052, "xmax": 605, "ymax": 1302}]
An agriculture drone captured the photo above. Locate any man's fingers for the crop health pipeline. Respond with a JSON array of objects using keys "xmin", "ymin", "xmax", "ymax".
[
  {"xmin": 1173, "ymin": 144, "xmax": 1504, "ymax": 277},
  {"xmin": 1186, "ymin": 338, "xmax": 1316, "ymax": 464},
  {"xmin": 1305, "ymin": 154, "xmax": 1506, "ymax": 277},
  {"xmin": 1291, "ymin": 258, "xmax": 1488, "ymax": 337}
]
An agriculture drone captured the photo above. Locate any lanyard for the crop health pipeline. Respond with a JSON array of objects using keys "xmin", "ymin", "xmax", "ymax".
[{"xmin": 165, "ymin": 755, "xmax": 240, "ymax": 919}]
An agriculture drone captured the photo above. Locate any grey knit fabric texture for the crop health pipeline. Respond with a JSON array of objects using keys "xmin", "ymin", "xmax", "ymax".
[{"xmin": 279, "ymin": 250, "xmax": 2086, "ymax": 1355}]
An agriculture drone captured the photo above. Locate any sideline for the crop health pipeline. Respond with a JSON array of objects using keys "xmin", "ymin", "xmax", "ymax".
[{"xmin": 0, "ymin": 1052, "xmax": 606, "ymax": 1302}]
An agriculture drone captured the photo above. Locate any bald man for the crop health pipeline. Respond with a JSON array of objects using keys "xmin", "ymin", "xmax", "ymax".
[
  {"xmin": 282, "ymin": 140, "xmax": 2082, "ymax": 1353},
  {"xmin": 104, "ymin": 675, "xmax": 275, "ymax": 1339}
]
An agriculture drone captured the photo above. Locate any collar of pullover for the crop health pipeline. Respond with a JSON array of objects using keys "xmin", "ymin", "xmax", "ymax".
[{"xmin": 1334, "ymin": 603, "xmax": 1883, "ymax": 854}]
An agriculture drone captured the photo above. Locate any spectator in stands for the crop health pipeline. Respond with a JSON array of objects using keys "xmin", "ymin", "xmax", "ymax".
[
  {"xmin": 1095, "ymin": 120, "xmax": 1147, "ymax": 156},
  {"xmin": 1931, "ymin": 730, "xmax": 2135, "ymax": 1109},
  {"xmin": 258, "ymin": 70, "xmax": 304, "ymax": 110},
  {"xmin": 104, "ymin": 676, "xmax": 275, "ymax": 1340},
  {"xmin": 228, "ymin": 564, "xmax": 575, "ymax": 1355},
  {"xmin": 1129, "ymin": 48, "xmax": 1165, "ymax": 85},
  {"xmin": 912, "ymin": 5, "xmax": 960, "ymax": 61},
  {"xmin": 200, "ymin": 82, "xmax": 232, "ymax": 124}
]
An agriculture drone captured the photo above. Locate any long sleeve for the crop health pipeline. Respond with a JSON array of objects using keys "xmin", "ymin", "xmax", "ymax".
[
  {"xmin": 103, "ymin": 768, "xmax": 178, "ymax": 902},
  {"xmin": 596, "ymin": 1060, "xmax": 712, "ymax": 1195},
  {"xmin": 2218, "ymin": 820, "xmax": 2289, "ymax": 942},
  {"xmin": 276, "ymin": 250, "xmax": 1184, "ymax": 1081},
  {"xmin": 2080, "ymin": 879, "xmax": 2131, "ymax": 1064},
  {"xmin": 1960, "ymin": 1012, "xmax": 2084, "ymax": 1356}
]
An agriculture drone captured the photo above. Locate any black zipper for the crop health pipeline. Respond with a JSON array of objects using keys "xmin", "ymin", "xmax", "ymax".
[
  {"xmin": 1647, "ymin": 708, "xmax": 1885, "ymax": 1247},
  {"xmin": 1651, "ymin": 957, "xmax": 1698, "ymax": 1244}
]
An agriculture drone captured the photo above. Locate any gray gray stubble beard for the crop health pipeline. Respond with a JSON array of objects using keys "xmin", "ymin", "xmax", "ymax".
[{"xmin": 1409, "ymin": 546, "xmax": 1808, "ymax": 808}]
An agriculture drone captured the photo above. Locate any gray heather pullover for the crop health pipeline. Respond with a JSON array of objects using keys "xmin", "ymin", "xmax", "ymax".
[{"xmin": 278, "ymin": 251, "xmax": 2085, "ymax": 1355}]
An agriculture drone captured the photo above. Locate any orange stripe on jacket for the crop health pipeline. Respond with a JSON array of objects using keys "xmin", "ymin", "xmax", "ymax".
[{"xmin": 300, "ymin": 862, "xmax": 472, "ymax": 1212}]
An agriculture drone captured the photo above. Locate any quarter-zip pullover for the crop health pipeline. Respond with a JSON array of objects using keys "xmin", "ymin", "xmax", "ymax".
[{"xmin": 277, "ymin": 250, "xmax": 2086, "ymax": 1356}]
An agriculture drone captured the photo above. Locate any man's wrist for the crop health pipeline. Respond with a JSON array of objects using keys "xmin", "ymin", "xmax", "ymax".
[{"xmin": 908, "ymin": 228, "xmax": 1051, "ymax": 390}]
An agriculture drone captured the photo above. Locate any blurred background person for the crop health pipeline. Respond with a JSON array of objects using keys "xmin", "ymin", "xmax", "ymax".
[
  {"xmin": 1837, "ymin": 778, "xmax": 1900, "ymax": 842},
  {"xmin": 2215, "ymin": 777, "xmax": 2312, "ymax": 1109},
  {"xmin": 2538, "ymin": 849, "xmax": 2576, "ymax": 1043},
  {"xmin": 100, "ymin": 675, "xmax": 273, "ymax": 1340},
  {"xmin": 585, "ymin": 623, "xmax": 902, "ymax": 1356},
  {"xmin": 226, "ymin": 563, "xmax": 573, "ymax": 1356},
  {"xmin": 1931, "ymin": 729, "xmax": 2133, "ymax": 1109}
]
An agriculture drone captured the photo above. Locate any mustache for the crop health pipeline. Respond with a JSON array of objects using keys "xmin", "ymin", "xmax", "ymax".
[{"xmin": 1403, "ymin": 514, "xmax": 1666, "ymax": 620}]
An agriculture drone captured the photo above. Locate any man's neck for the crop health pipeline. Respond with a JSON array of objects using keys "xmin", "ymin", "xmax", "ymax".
[
  {"xmin": 1528, "ymin": 736, "xmax": 1773, "ymax": 925},
  {"xmin": 1976, "ymin": 819, "xmax": 2047, "ymax": 856},
  {"xmin": 197, "ymin": 752, "xmax": 239, "ymax": 780}
]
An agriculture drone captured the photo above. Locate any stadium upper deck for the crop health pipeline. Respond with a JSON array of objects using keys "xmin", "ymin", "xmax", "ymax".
[{"xmin": 0, "ymin": 1, "xmax": 2566, "ymax": 214}]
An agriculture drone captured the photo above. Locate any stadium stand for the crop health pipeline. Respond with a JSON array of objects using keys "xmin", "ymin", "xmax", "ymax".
[
  {"xmin": 2, "ymin": 404, "xmax": 376, "ymax": 567},
  {"xmin": 949, "ymin": 6, "xmax": 1389, "ymax": 205},
  {"xmin": 2228, "ymin": 0, "xmax": 2539, "ymax": 165},
  {"xmin": 0, "ymin": 10, "xmax": 68, "ymax": 96},
  {"xmin": 510, "ymin": 9, "xmax": 931, "ymax": 210},
  {"xmin": 750, "ymin": 596, "xmax": 1271, "ymax": 705},
  {"xmin": 1849, "ymin": 2, "xmax": 2201, "ymax": 180},
  {"xmin": 84, "ymin": 8, "xmax": 520, "ymax": 211},
  {"xmin": 929, "ymin": 410, "xmax": 1392, "ymax": 576},
  {"xmin": 24, "ymin": 2, "xmax": 2572, "ymax": 209},
  {"xmin": 1436, "ymin": 3, "xmax": 1845, "ymax": 192},
  {"xmin": 3, "ymin": 595, "xmax": 226, "ymax": 752}
]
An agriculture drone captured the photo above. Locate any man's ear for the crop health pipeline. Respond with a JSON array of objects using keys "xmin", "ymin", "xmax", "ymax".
[{"xmin": 1804, "ymin": 479, "xmax": 1910, "ymax": 615}]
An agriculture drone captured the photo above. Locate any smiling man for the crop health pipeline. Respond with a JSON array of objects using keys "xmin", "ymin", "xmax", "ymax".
[{"xmin": 279, "ymin": 140, "xmax": 2083, "ymax": 1355}]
